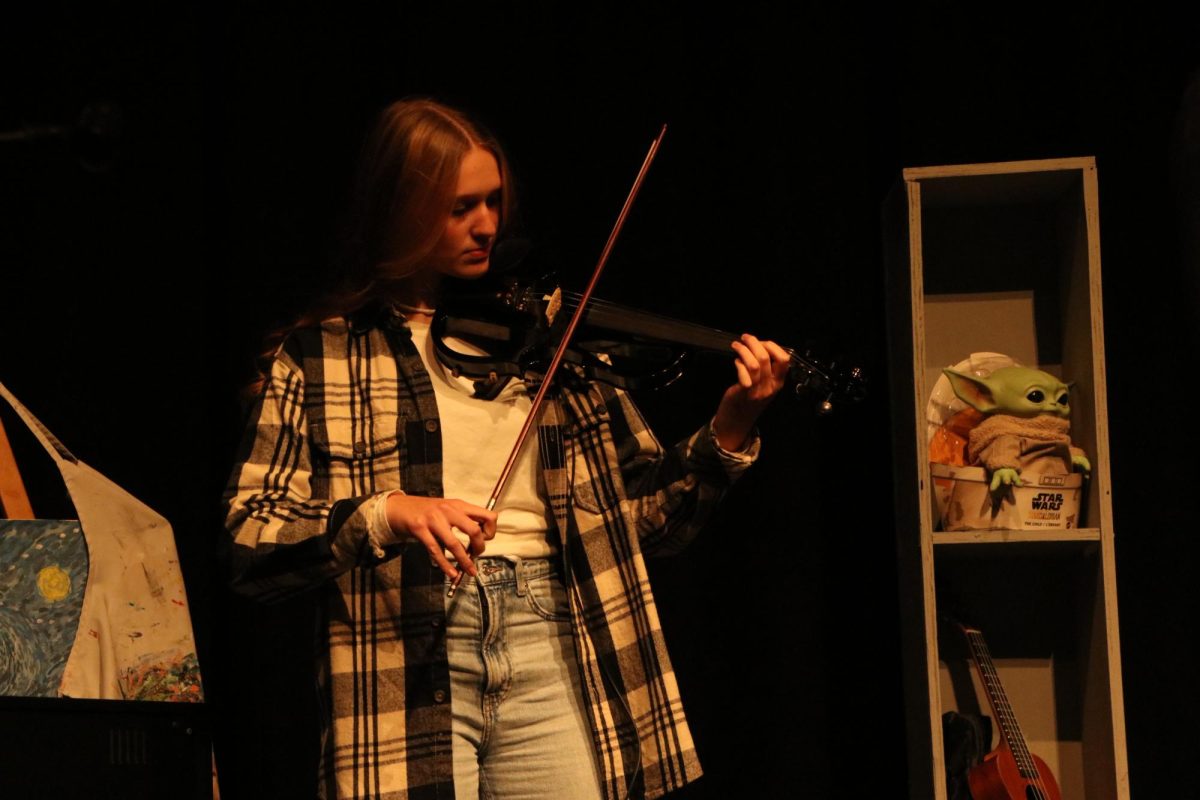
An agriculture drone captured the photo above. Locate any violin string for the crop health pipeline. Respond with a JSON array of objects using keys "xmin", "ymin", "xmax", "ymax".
[
  {"xmin": 549, "ymin": 289, "xmax": 807, "ymax": 365},
  {"xmin": 530, "ymin": 288, "xmax": 855, "ymax": 409},
  {"xmin": 553, "ymin": 290, "xmax": 679, "ymax": 319},
  {"xmin": 546, "ymin": 291, "xmax": 734, "ymax": 348},
  {"xmin": 555, "ymin": 290, "xmax": 724, "ymax": 327},
  {"xmin": 554, "ymin": 289, "xmax": 797, "ymax": 344},
  {"xmin": 552, "ymin": 289, "xmax": 761, "ymax": 344}
]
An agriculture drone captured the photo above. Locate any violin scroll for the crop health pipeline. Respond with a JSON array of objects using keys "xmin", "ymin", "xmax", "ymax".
[{"xmin": 786, "ymin": 351, "xmax": 867, "ymax": 415}]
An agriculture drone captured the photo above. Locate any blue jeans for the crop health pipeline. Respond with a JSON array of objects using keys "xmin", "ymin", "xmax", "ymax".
[{"xmin": 445, "ymin": 557, "xmax": 604, "ymax": 800}]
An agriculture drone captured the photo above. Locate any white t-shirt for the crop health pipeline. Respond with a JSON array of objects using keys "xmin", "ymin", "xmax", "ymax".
[{"xmin": 371, "ymin": 317, "xmax": 556, "ymax": 560}]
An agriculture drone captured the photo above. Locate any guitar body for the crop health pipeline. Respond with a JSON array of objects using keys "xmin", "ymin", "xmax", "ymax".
[
  {"xmin": 955, "ymin": 623, "xmax": 1064, "ymax": 800},
  {"xmin": 967, "ymin": 744, "xmax": 1062, "ymax": 800}
]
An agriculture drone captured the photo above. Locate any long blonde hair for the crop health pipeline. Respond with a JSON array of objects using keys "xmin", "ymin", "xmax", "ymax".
[
  {"xmin": 249, "ymin": 98, "xmax": 515, "ymax": 395},
  {"xmin": 337, "ymin": 97, "xmax": 514, "ymax": 301}
]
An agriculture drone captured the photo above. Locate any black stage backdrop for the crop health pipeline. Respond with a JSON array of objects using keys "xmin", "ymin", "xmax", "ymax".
[{"xmin": 1, "ymin": 4, "xmax": 1195, "ymax": 798}]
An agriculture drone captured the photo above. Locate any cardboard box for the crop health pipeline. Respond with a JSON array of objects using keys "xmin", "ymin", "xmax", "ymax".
[{"xmin": 931, "ymin": 463, "xmax": 1085, "ymax": 531}]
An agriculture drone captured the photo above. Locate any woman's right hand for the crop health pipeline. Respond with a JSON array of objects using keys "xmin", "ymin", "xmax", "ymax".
[{"xmin": 385, "ymin": 493, "xmax": 498, "ymax": 579}]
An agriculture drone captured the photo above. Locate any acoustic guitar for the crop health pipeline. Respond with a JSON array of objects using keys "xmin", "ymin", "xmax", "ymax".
[{"xmin": 959, "ymin": 623, "xmax": 1062, "ymax": 800}]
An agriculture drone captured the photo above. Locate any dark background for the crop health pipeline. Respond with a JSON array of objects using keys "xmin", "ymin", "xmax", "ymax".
[{"xmin": 1, "ymin": 3, "xmax": 1195, "ymax": 798}]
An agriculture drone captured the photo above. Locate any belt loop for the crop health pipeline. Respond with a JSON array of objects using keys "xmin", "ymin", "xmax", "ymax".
[{"xmin": 512, "ymin": 556, "xmax": 528, "ymax": 597}]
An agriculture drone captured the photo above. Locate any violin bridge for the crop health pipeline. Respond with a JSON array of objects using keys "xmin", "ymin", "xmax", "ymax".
[{"xmin": 544, "ymin": 287, "xmax": 562, "ymax": 325}]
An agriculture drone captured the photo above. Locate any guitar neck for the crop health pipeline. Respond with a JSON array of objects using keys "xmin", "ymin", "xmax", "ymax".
[{"xmin": 962, "ymin": 627, "xmax": 1043, "ymax": 780}]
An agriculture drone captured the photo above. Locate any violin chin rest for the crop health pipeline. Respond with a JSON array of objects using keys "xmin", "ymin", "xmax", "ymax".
[{"xmin": 471, "ymin": 373, "xmax": 513, "ymax": 400}]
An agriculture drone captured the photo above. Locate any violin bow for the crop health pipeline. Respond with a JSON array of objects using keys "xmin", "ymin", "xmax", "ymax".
[{"xmin": 448, "ymin": 124, "xmax": 668, "ymax": 598}]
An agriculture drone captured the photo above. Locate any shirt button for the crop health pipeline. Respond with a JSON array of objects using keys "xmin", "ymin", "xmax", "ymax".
[
  {"xmin": 425, "ymin": 419, "xmax": 439, "ymax": 433},
  {"xmin": 431, "ymin": 617, "xmax": 442, "ymax": 629},
  {"xmin": 433, "ymin": 689, "xmax": 447, "ymax": 703},
  {"xmin": 353, "ymin": 441, "xmax": 366, "ymax": 454}
]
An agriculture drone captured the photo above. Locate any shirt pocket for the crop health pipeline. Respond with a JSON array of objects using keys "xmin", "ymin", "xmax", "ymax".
[{"xmin": 307, "ymin": 405, "xmax": 402, "ymax": 496}]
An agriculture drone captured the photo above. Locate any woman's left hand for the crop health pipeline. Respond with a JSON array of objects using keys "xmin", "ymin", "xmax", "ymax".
[{"xmin": 712, "ymin": 334, "xmax": 791, "ymax": 451}]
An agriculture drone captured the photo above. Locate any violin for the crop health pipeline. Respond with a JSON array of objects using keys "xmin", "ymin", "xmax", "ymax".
[
  {"xmin": 442, "ymin": 126, "xmax": 860, "ymax": 598},
  {"xmin": 431, "ymin": 269, "xmax": 866, "ymax": 414}
]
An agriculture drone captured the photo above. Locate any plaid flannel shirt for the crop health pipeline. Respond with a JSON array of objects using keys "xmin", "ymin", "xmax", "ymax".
[{"xmin": 223, "ymin": 310, "xmax": 756, "ymax": 800}]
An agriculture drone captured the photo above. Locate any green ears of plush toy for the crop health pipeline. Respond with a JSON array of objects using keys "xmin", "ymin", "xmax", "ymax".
[{"xmin": 942, "ymin": 366, "xmax": 1074, "ymax": 419}]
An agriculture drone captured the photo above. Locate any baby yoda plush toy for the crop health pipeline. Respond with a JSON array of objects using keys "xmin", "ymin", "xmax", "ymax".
[{"xmin": 942, "ymin": 366, "xmax": 1091, "ymax": 493}]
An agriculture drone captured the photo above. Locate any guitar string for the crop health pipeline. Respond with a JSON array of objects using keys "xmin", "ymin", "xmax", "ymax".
[
  {"xmin": 965, "ymin": 632, "xmax": 1041, "ymax": 794},
  {"xmin": 973, "ymin": 635, "xmax": 1052, "ymax": 799},
  {"xmin": 968, "ymin": 630, "xmax": 1053, "ymax": 798},
  {"xmin": 970, "ymin": 633, "xmax": 1027, "ymax": 769},
  {"xmin": 972, "ymin": 632, "xmax": 1048, "ymax": 795}
]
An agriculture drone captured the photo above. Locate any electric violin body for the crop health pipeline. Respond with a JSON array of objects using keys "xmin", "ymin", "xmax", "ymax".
[{"xmin": 432, "ymin": 272, "xmax": 867, "ymax": 413}]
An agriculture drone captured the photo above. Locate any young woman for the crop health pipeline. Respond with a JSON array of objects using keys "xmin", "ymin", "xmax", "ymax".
[{"xmin": 224, "ymin": 98, "xmax": 789, "ymax": 800}]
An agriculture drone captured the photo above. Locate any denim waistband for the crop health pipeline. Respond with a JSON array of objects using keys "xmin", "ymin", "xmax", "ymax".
[{"xmin": 457, "ymin": 556, "xmax": 560, "ymax": 589}]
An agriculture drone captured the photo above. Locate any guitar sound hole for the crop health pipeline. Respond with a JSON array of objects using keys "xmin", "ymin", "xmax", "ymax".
[{"xmin": 1026, "ymin": 787, "xmax": 1047, "ymax": 800}]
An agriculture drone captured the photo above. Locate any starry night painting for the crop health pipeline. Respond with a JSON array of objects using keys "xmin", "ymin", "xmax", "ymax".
[{"xmin": 0, "ymin": 519, "xmax": 88, "ymax": 697}]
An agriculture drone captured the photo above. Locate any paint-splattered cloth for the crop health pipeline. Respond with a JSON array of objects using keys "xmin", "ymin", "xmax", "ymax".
[{"xmin": 0, "ymin": 382, "xmax": 202, "ymax": 703}]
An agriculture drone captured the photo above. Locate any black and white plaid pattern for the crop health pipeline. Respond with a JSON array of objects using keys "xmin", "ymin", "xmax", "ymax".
[{"xmin": 224, "ymin": 310, "xmax": 749, "ymax": 799}]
